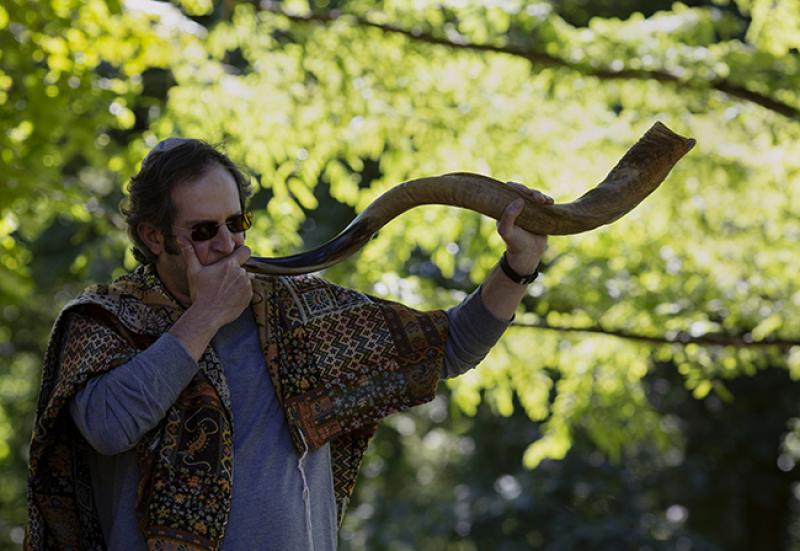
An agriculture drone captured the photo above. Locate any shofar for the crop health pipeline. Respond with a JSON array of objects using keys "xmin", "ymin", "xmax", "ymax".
[{"xmin": 244, "ymin": 121, "xmax": 695, "ymax": 275}]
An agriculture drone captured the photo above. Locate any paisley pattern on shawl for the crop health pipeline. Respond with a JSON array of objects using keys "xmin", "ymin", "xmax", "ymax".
[{"xmin": 26, "ymin": 264, "xmax": 448, "ymax": 550}]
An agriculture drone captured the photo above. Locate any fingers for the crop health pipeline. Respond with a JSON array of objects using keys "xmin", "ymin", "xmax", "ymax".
[
  {"xmin": 177, "ymin": 237, "xmax": 202, "ymax": 273},
  {"xmin": 499, "ymin": 178, "xmax": 552, "ymax": 238},
  {"xmin": 231, "ymin": 247, "xmax": 253, "ymax": 297},
  {"xmin": 231, "ymin": 245, "xmax": 252, "ymax": 266},
  {"xmin": 497, "ymin": 198, "xmax": 523, "ymax": 238},
  {"xmin": 506, "ymin": 181, "xmax": 554, "ymax": 204},
  {"xmin": 209, "ymin": 245, "xmax": 252, "ymax": 268}
]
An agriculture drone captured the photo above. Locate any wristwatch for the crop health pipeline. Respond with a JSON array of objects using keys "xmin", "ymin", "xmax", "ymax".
[{"xmin": 499, "ymin": 252, "xmax": 540, "ymax": 284}]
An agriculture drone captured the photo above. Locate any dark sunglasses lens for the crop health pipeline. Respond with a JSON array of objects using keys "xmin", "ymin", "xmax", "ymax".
[
  {"xmin": 228, "ymin": 213, "xmax": 252, "ymax": 233},
  {"xmin": 191, "ymin": 223, "xmax": 218, "ymax": 241},
  {"xmin": 190, "ymin": 213, "xmax": 252, "ymax": 242}
]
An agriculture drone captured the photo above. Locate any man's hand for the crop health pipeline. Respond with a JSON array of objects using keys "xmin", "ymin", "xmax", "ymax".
[
  {"xmin": 178, "ymin": 237, "xmax": 253, "ymax": 327},
  {"xmin": 169, "ymin": 238, "xmax": 253, "ymax": 361},
  {"xmin": 479, "ymin": 182, "xmax": 553, "ymax": 321},
  {"xmin": 496, "ymin": 181, "xmax": 553, "ymax": 275}
]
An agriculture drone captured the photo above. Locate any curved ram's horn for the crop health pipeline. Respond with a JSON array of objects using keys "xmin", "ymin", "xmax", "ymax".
[{"xmin": 244, "ymin": 121, "xmax": 695, "ymax": 275}]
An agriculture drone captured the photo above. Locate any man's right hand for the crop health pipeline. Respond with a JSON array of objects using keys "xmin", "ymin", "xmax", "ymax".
[
  {"xmin": 178, "ymin": 237, "xmax": 253, "ymax": 328},
  {"xmin": 168, "ymin": 238, "xmax": 254, "ymax": 361}
]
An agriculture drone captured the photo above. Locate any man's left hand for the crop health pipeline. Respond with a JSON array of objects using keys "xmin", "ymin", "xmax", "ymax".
[{"xmin": 495, "ymin": 181, "xmax": 553, "ymax": 275}]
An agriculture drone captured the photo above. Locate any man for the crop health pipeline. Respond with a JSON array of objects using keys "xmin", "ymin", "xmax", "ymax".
[{"xmin": 26, "ymin": 139, "xmax": 551, "ymax": 550}]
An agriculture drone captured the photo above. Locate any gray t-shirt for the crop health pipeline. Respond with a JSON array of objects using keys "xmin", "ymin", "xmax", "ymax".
[{"xmin": 69, "ymin": 285, "xmax": 511, "ymax": 550}]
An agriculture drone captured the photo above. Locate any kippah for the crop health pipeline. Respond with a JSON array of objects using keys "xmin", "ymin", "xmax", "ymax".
[{"xmin": 142, "ymin": 137, "xmax": 193, "ymax": 168}]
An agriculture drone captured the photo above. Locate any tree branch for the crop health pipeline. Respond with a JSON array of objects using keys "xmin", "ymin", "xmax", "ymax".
[
  {"xmin": 511, "ymin": 320, "xmax": 798, "ymax": 350},
  {"xmin": 249, "ymin": 3, "xmax": 799, "ymax": 350},
  {"xmin": 258, "ymin": 3, "xmax": 800, "ymax": 121}
]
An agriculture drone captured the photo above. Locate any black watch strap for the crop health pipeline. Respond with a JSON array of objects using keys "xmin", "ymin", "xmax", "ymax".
[{"xmin": 499, "ymin": 252, "xmax": 540, "ymax": 284}]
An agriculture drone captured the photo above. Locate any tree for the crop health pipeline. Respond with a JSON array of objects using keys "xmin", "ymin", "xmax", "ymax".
[{"xmin": 1, "ymin": 0, "xmax": 798, "ymax": 548}]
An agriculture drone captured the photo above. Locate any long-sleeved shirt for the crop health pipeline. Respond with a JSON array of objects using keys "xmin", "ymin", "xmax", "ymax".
[{"xmin": 69, "ymin": 285, "xmax": 511, "ymax": 550}]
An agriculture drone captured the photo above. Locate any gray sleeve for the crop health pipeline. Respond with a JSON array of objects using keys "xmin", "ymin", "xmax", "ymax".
[
  {"xmin": 441, "ymin": 285, "xmax": 512, "ymax": 379},
  {"xmin": 69, "ymin": 332, "xmax": 199, "ymax": 456}
]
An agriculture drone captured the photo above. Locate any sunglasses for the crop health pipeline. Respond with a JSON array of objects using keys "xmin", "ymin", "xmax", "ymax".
[{"xmin": 189, "ymin": 212, "xmax": 253, "ymax": 242}]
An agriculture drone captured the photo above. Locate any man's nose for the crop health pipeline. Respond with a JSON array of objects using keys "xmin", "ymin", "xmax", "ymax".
[{"xmin": 211, "ymin": 224, "xmax": 237, "ymax": 255}]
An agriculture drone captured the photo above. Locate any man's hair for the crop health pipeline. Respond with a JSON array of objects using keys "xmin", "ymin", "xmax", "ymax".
[{"xmin": 122, "ymin": 139, "xmax": 253, "ymax": 265}]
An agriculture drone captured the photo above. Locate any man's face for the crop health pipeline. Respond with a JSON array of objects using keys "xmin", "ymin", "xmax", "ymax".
[{"xmin": 155, "ymin": 163, "xmax": 246, "ymax": 301}]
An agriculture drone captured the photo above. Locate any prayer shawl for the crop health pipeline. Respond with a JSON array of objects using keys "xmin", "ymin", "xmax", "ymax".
[{"xmin": 26, "ymin": 265, "xmax": 448, "ymax": 550}]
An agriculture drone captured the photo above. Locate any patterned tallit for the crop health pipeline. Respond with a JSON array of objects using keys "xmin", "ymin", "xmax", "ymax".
[{"xmin": 25, "ymin": 264, "xmax": 448, "ymax": 550}]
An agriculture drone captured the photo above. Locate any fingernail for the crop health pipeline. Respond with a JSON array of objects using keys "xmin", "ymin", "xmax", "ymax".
[{"xmin": 512, "ymin": 198, "xmax": 524, "ymax": 210}]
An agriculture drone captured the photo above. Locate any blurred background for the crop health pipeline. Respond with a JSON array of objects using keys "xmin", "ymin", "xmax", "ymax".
[{"xmin": 1, "ymin": 0, "xmax": 799, "ymax": 549}]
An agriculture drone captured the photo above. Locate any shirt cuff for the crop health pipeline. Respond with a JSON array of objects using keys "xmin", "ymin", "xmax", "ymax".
[{"xmin": 441, "ymin": 285, "xmax": 513, "ymax": 379}]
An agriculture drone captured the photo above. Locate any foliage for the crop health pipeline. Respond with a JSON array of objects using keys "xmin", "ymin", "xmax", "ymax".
[
  {"xmin": 1, "ymin": 0, "xmax": 798, "ymax": 548},
  {"xmin": 734, "ymin": 0, "xmax": 800, "ymax": 55},
  {"xmin": 340, "ymin": 364, "xmax": 800, "ymax": 550}
]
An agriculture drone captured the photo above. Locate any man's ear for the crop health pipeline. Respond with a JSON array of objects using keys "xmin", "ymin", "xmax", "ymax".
[{"xmin": 137, "ymin": 223, "xmax": 165, "ymax": 257}]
